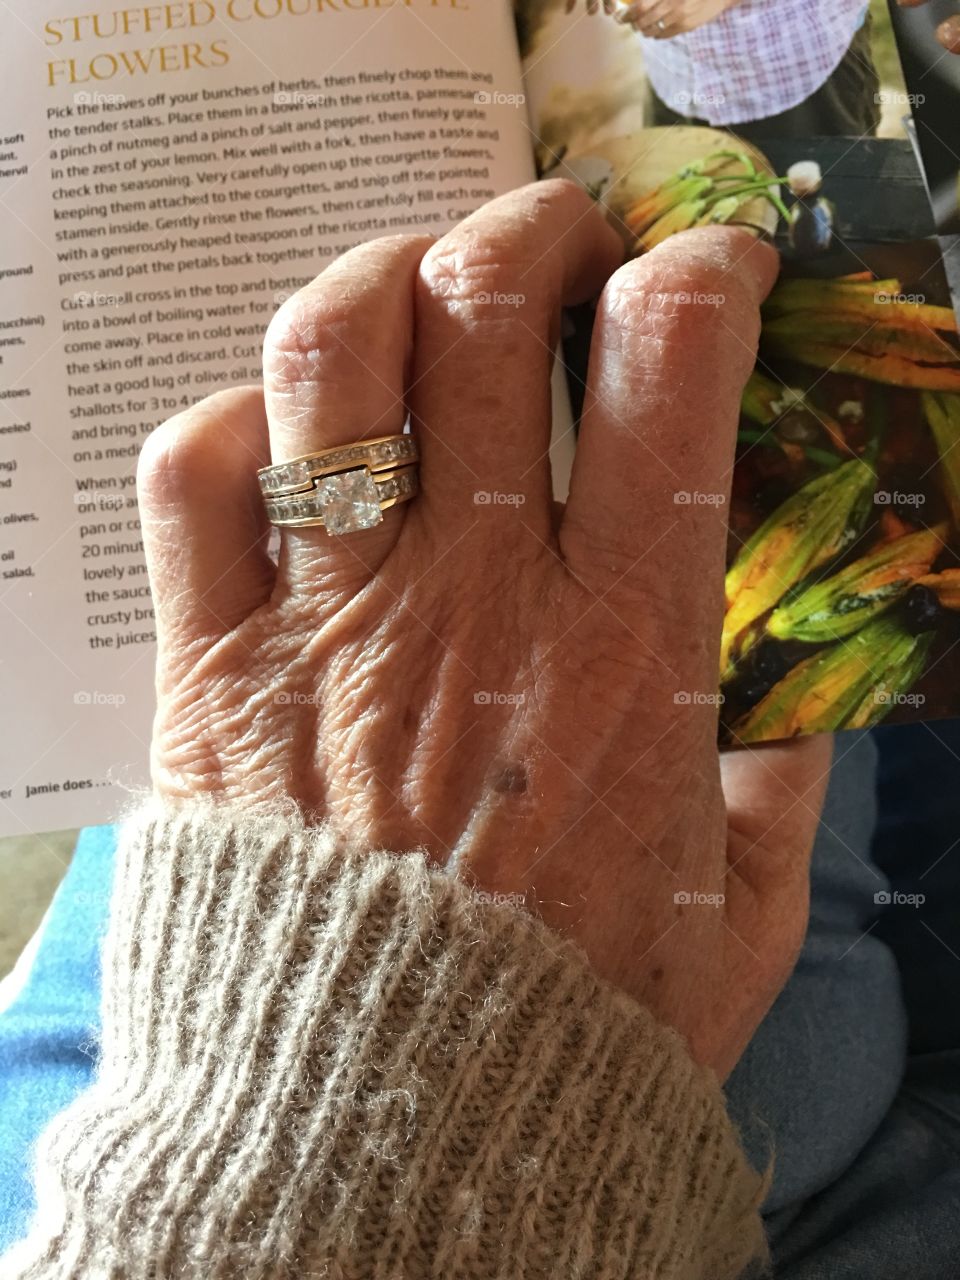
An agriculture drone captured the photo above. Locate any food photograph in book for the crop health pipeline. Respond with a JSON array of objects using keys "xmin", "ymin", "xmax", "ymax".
[{"xmin": 517, "ymin": 0, "xmax": 960, "ymax": 743}]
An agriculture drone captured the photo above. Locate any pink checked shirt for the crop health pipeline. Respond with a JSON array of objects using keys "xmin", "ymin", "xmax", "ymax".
[{"xmin": 640, "ymin": 0, "xmax": 868, "ymax": 126}]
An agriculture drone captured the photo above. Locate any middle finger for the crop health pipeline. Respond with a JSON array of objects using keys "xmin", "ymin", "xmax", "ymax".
[{"xmin": 411, "ymin": 180, "xmax": 622, "ymax": 542}]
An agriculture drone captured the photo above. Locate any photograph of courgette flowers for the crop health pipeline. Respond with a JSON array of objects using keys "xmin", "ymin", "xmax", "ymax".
[
  {"xmin": 520, "ymin": 0, "xmax": 960, "ymax": 743},
  {"xmin": 722, "ymin": 275, "xmax": 960, "ymax": 743},
  {"xmin": 606, "ymin": 148, "xmax": 960, "ymax": 742}
]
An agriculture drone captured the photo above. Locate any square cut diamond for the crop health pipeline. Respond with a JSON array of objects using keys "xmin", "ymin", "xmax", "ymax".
[{"xmin": 316, "ymin": 469, "xmax": 382, "ymax": 535}]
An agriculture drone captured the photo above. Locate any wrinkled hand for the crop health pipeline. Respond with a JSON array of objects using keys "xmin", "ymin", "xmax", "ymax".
[
  {"xmin": 139, "ymin": 181, "xmax": 830, "ymax": 1079},
  {"xmin": 566, "ymin": 0, "xmax": 737, "ymax": 38}
]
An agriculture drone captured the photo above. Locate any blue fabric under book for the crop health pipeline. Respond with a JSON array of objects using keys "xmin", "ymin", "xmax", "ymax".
[
  {"xmin": 2, "ymin": 729, "xmax": 960, "ymax": 1272},
  {"xmin": 0, "ymin": 824, "xmax": 113, "ymax": 1253}
]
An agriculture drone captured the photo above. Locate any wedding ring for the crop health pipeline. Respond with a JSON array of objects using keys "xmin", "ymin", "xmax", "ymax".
[
  {"xmin": 258, "ymin": 433, "xmax": 419, "ymax": 536},
  {"xmin": 262, "ymin": 464, "xmax": 419, "ymax": 536},
  {"xmin": 258, "ymin": 433, "xmax": 418, "ymax": 497}
]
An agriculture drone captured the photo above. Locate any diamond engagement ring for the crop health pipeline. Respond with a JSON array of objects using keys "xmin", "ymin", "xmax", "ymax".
[{"xmin": 259, "ymin": 434, "xmax": 419, "ymax": 535}]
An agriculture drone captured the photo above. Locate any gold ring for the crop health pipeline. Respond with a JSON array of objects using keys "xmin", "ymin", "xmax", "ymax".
[
  {"xmin": 258, "ymin": 433, "xmax": 418, "ymax": 497},
  {"xmin": 263, "ymin": 464, "xmax": 418, "ymax": 536}
]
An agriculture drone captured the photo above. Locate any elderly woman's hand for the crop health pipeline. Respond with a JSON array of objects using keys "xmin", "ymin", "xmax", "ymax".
[{"xmin": 138, "ymin": 181, "xmax": 829, "ymax": 1079}]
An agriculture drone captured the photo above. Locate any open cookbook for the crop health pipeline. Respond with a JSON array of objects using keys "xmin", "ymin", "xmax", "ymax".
[{"xmin": 2, "ymin": 0, "xmax": 959, "ymax": 833}]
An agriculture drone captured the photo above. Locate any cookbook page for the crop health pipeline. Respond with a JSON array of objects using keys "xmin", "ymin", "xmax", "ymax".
[
  {"xmin": 0, "ymin": 0, "xmax": 537, "ymax": 836},
  {"xmin": 518, "ymin": 0, "xmax": 960, "ymax": 743}
]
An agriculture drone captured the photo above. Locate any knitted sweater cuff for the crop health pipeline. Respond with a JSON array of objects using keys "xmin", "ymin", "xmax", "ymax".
[{"xmin": 6, "ymin": 802, "xmax": 767, "ymax": 1279}]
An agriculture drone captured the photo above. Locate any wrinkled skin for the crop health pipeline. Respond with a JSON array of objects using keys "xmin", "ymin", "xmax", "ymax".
[{"xmin": 139, "ymin": 181, "xmax": 830, "ymax": 1079}]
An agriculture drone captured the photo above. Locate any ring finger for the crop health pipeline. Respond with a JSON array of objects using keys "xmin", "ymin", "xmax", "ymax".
[
  {"xmin": 262, "ymin": 233, "xmax": 432, "ymax": 596},
  {"xmin": 620, "ymin": 1, "xmax": 679, "ymax": 37}
]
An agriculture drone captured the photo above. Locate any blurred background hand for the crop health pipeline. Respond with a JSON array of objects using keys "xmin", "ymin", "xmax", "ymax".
[{"xmin": 565, "ymin": 0, "xmax": 738, "ymax": 37}]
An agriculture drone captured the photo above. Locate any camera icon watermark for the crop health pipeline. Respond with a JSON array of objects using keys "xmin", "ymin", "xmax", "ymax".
[
  {"xmin": 475, "ymin": 889, "xmax": 527, "ymax": 908},
  {"xmin": 274, "ymin": 90, "xmax": 327, "ymax": 107},
  {"xmin": 874, "ymin": 688, "xmax": 925, "ymax": 708},
  {"xmin": 874, "ymin": 90, "xmax": 925, "ymax": 107},
  {"xmin": 74, "ymin": 90, "xmax": 126, "ymax": 108},
  {"xmin": 674, "ymin": 490, "xmax": 726, "ymax": 506},
  {"xmin": 71, "ymin": 290, "xmax": 122, "ymax": 309},
  {"xmin": 874, "ymin": 490, "xmax": 925, "ymax": 507},
  {"xmin": 874, "ymin": 290, "xmax": 926, "ymax": 305},
  {"xmin": 73, "ymin": 490, "xmax": 123, "ymax": 511},
  {"xmin": 674, "ymin": 889, "xmax": 726, "ymax": 907},
  {"xmin": 874, "ymin": 889, "xmax": 925, "ymax": 907},
  {"xmin": 275, "ymin": 690, "xmax": 321, "ymax": 706},
  {"xmin": 474, "ymin": 290, "xmax": 525, "ymax": 307},
  {"xmin": 73, "ymin": 690, "xmax": 126, "ymax": 706},
  {"xmin": 474, "ymin": 90, "xmax": 525, "ymax": 106},
  {"xmin": 474, "ymin": 490, "xmax": 526, "ymax": 506},
  {"xmin": 670, "ymin": 290, "xmax": 725, "ymax": 307},
  {"xmin": 473, "ymin": 690, "xmax": 525, "ymax": 706},
  {"xmin": 673, "ymin": 690, "xmax": 725, "ymax": 706},
  {"xmin": 675, "ymin": 91, "xmax": 726, "ymax": 109}
]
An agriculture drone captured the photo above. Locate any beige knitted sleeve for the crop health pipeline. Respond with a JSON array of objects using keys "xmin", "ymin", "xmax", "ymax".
[{"xmin": 4, "ymin": 802, "xmax": 768, "ymax": 1280}]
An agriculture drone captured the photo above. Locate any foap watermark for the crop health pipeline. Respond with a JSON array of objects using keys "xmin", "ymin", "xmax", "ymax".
[
  {"xmin": 874, "ymin": 688, "xmax": 926, "ymax": 709},
  {"xmin": 874, "ymin": 289, "xmax": 926, "ymax": 305},
  {"xmin": 670, "ymin": 289, "xmax": 725, "ymax": 307},
  {"xmin": 71, "ymin": 290, "xmax": 122, "ymax": 309},
  {"xmin": 474, "ymin": 490, "xmax": 526, "ymax": 506},
  {"xmin": 874, "ymin": 889, "xmax": 925, "ymax": 908},
  {"xmin": 874, "ymin": 90, "xmax": 926, "ymax": 107},
  {"xmin": 473, "ymin": 691, "xmax": 527, "ymax": 711},
  {"xmin": 673, "ymin": 690, "xmax": 725, "ymax": 706},
  {"xmin": 675, "ymin": 90, "xmax": 726, "ymax": 109},
  {"xmin": 74, "ymin": 690, "xmax": 126, "ymax": 707},
  {"xmin": 74, "ymin": 90, "xmax": 126, "ymax": 108},
  {"xmin": 875, "ymin": 490, "xmax": 926, "ymax": 507},
  {"xmin": 474, "ymin": 290, "xmax": 525, "ymax": 308},
  {"xmin": 674, "ymin": 490, "xmax": 725, "ymax": 506},
  {"xmin": 674, "ymin": 890, "xmax": 725, "ymax": 907},
  {"xmin": 274, "ymin": 90, "xmax": 328, "ymax": 107},
  {"xmin": 474, "ymin": 90, "xmax": 525, "ymax": 106},
  {"xmin": 475, "ymin": 889, "xmax": 527, "ymax": 909},
  {"xmin": 73, "ymin": 490, "xmax": 124, "ymax": 511},
  {"xmin": 275, "ymin": 691, "xmax": 321, "ymax": 706},
  {"xmin": 474, "ymin": 691, "xmax": 525, "ymax": 706}
]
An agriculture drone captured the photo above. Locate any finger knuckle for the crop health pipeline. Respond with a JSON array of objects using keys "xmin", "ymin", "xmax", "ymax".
[
  {"xmin": 603, "ymin": 250, "xmax": 761, "ymax": 362},
  {"xmin": 263, "ymin": 234, "xmax": 427, "ymax": 380},
  {"xmin": 419, "ymin": 232, "xmax": 532, "ymax": 311},
  {"xmin": 137, "ymin": 395, "xmax": 233, "ymax": 507},
  {"xmin": 418, "ymin": 180, "xmax": 591, "ymax": 311},
  {"xmin": 264, "ymin": 289, "xmax": 363, "ymax": 382}
]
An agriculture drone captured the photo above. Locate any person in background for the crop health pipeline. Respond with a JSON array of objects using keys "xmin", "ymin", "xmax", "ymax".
[{"xmin": 568, "ymin": 0, "xmax": 959, "ymax": 142}]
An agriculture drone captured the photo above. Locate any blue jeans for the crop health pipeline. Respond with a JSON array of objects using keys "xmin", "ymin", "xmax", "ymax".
[
  {"xmin": 729, "ymin": 726, "xmax": 960, "ymax": 1276},
  {"xmin": 2, "ymin": 729, "xmax": 960, "ymax": 1272}
]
